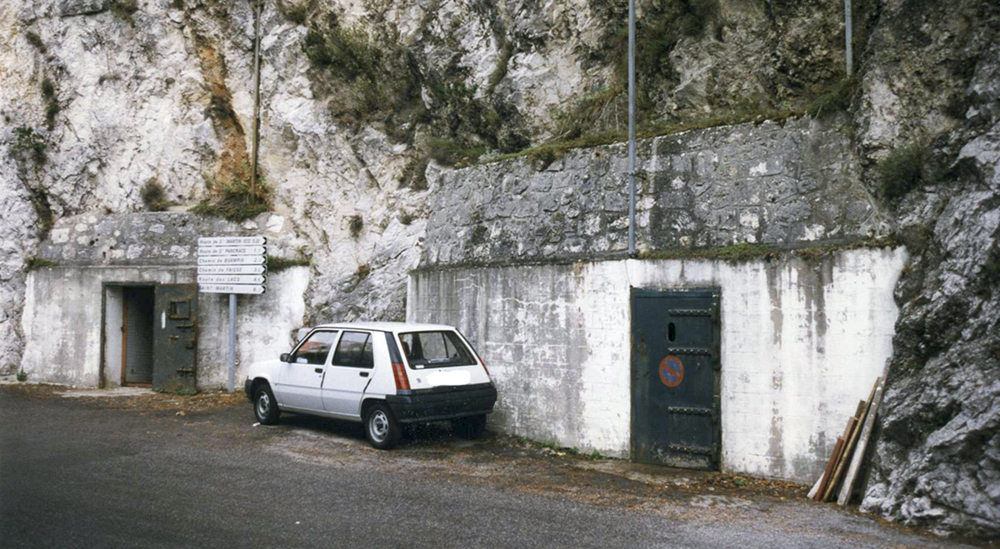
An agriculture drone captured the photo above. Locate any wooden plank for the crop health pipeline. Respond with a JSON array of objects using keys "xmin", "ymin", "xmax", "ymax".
[
  {"xmin": 814, "ymin": 436, "xmax": 845, "ymax": 502},
  {"xmin": 823, "ymin": 400, "xmax": 867, "ymax": 501},
  {"xmin": 807, "ymin": 474, "xmax": 823, "ymax": 500},
  {"xmin": 838, "ymin": 379, "xmax": 885, "ymax": 506},
  {"xmin": 813, "ymin": 406, "xmax": 862, "ymax": 502}
]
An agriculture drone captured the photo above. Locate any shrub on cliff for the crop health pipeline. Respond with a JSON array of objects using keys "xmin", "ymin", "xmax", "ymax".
[{"xmin": 878, "ymin": 143, "xmax": 928, "ymax": 201}]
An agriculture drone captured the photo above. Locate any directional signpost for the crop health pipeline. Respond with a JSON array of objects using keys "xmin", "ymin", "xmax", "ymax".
[{"xmin": 197, "ymin": 236, "xmax": 267, "ymax": 392}]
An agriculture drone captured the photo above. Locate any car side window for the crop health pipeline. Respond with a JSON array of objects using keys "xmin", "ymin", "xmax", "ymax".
[
  {"xmin": 291, "ymin": 331, "xmax": 339, "ymax": 365},
  {"xmin": 331, "ymin": 332, "xmax": 374, "ymax": 369}
]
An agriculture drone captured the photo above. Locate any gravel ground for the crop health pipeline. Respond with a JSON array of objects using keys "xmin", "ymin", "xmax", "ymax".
[{"xmin": 0, "ymin": 384, "xmax": 988, "ymax": 548}]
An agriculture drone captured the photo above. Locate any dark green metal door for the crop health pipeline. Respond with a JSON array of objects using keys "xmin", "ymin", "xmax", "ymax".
[
  {"xmin": 153, "ymin": 284, "xmax": 198, "ymax": 392},
  {"xmin": 631, "ymin": 288, "xmax": 720, "ymax": 470}
]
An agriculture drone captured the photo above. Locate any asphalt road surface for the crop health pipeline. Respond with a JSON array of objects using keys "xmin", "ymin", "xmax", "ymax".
[{"xmin": 0, "ymin": 385, "xmax": 981, "ymax": 548}]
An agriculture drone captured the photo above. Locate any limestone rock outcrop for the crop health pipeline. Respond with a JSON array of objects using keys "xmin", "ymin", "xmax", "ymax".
[{"xmin": 855, "ymin": 0, "xmax": 1000, "ymax": 538}]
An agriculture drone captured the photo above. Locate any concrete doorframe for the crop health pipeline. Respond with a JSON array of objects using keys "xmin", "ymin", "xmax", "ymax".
[{"xmin": 100, "ymin": 282, "xmax": 156, "ymax": 389}]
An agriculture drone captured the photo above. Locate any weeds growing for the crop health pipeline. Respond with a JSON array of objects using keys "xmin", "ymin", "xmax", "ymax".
[
  {"xmin": 12, "ymin": 126, "xmax": 48, "ymax": 165},
  {"xmin": 140, "ymin": 179, "xmax": 175, "ymax": 212},
  {"xmin": 878, "ymin": 143, "xmax": 928, "ymax": 202},
  {"xmin": 190, "ymin": 165, "xmax": 272, "ymax": 222}
]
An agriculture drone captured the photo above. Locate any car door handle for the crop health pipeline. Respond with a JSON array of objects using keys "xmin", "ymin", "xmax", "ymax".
[
  {"xmin": 359, "ymin": 371, "xmax": 369, "ymax": 378},
  {"xmin": 314, "ymin": 368, "xmax": 323, "ymax": 373}
]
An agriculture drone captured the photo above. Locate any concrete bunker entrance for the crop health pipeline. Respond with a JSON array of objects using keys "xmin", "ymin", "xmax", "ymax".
[
  {"xmin": 101, "ymin": 282, "xmax": 199, "ymax": 391},
  {"xmin": 103, "ymin": 284, "xmax": 155, "ymax": 387}
]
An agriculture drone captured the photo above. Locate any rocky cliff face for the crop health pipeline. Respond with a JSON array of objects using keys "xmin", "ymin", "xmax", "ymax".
[
  {"xmin": 1, "ymin": 0, "xmax": 997, "ymax": 537},
  {"xmin": 852, "ymin": 0, "xmax": 1000, "ymax": 538}
]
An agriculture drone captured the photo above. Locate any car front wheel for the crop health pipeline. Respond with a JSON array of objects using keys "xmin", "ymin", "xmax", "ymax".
[
  {"xmin": 253, "ymin": 383, "xmax": 280, "ymax": 425},
  {"xmin": 365, "ymin": 403, "xmax": 401, "ymax": 450}
]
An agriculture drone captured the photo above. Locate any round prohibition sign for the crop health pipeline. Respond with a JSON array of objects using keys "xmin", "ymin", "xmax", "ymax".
[{"xmin": 658, "ymin": 355, "xmax": 684, "ymax": 388}]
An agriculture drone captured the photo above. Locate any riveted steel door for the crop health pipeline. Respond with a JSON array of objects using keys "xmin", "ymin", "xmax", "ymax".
[
  {"xmin": 153, "ymin": 284, "xmax": 198, "ymax": 392},
  {"xmin": 631, "ymin": 288, "xmax": 720, "ymax": 470}
]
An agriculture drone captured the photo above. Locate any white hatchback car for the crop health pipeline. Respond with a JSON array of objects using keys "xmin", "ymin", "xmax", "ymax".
[{"xmin": 244, "ymin": 322, "xmax": 497, "ymax": 449}]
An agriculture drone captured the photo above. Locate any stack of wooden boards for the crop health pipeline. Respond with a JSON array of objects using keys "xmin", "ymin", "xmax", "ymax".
[{"xmin": 808, "ymin": 376, "xmax": 886, "ymax": 505}]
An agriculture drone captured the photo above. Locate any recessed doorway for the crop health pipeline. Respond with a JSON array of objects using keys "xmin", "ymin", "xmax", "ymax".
[
  {"xmin": 121, "ymin": 286, "xmax": 155, "ymax": 386},
  {"xmin": 102, "ymin": 283, "xmax": 199, "ymax": 391}
]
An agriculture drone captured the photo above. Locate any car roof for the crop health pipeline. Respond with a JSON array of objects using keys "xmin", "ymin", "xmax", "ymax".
[{"xmin": 312, "ymin": 321, "xmax": 458, "ymax": 333}]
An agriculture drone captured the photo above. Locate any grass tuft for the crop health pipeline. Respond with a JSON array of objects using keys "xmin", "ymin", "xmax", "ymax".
[
  {"xmin": 25, "ymin": 257, "xmax": 58, "ymax": 270},
  {"xmin": 268, "ymin": 256, "xmax": 311, "ymax": 272},
  {"xmin": 428, "ymin": 137, "xmax": 486, "ymax": 168},
  {"xmin": 24, "ymin": 31, "xmax": 46, "ymax": 53},
  {"xmin": 12, "ymin": 126, "xmax": 48, "ymax": 165},
  {"xmin": 486, "ymin": 104, "xmax": 804, "ymax": 169},
  {"xmin": 878, "ymin": 143, "xmax": 928, "ymax": 202},
  {"xmin": 140, "ymin": 179, "xmax": 175, "ymax": 212},
  {"xmin": 806, "ymin": 78, "xmax": 854, "ymax": 117},
  {"xmin": 348, "ymin": 215, "xmax": 364, "ymax": 238},
  {"xmin": 190, "ymin": 165, "xmax": 272, "ymax": 222},
  {"xmin": 40, "ymin": 77, "xmax": 59, "ymax": 129},
  {"xmin": 277, "ymin": 0, "xmax": 309, "ymax": 25},
  {"xmin": 641, "ymin": 243, "xmax": 776, "ymax": 262},
  {"xmin": 641, "ymin": 237, "xmax": 899, "ymax": 263}
]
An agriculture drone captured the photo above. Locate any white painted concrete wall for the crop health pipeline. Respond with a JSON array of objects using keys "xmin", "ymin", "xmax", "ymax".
[
  {"xmin": 21, "ymin": 266, "xmax": 309, "ymax": 390},
  {"xmin": 196, "ymin": 269, "xmax": 310, "ymax": 390},
  {"xmin": 408, "ymin": 248, "xmax": 908, "ymax": 483}
]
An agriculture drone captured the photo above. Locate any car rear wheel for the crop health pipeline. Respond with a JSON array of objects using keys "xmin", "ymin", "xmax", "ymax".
[
  {"xmin": 454, "ymin": 414, "xmax": 487, "ymax": 439},
  {"xmin": 253, "ymin": 383, "xmax": 280, "ymax": 425},
  {"xmin": 365, "ymin": 403, "xmax": 401, "ymax": 450}
]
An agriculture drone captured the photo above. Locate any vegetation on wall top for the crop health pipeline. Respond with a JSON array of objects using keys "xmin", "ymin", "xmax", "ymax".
[
  {"xmin": 292, "ymin": 0, "xmax": 852, "ymax": 171},
  {"xmin": 190, "ymin": 163, "xmax": 272, "ymax": 222}
]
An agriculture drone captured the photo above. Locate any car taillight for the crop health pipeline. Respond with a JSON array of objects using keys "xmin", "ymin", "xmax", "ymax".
[
  {"xmin": 479, "ymin": 357, "xmax": 491, "ymax": 380},
  {"xmin": 391, "ymin": 361, "xmax": 410, "ymax": 390}
]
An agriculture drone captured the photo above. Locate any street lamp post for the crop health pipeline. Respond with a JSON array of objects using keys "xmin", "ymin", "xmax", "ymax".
[{"xmin": 627, "ymin": 0, "xmax": 637, "ymax": 257}]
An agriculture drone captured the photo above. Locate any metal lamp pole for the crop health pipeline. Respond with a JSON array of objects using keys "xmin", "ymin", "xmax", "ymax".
[{"xmin": 627, "ymin": 0, "xmax": 637, "ymax": 257}]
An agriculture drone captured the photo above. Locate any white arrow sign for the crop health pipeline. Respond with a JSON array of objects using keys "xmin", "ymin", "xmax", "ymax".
[
  {"xmin": 197, "ymin": 275, "xmax": 266, "ymax": 285},
  {"xmin": 198, "ymin": 255, "xmax": 267, "ymax": 266},
  {"xmin": 197, "ymin": 246, "xmax": 266, "ymax": 257},
  {"xmin": 200, "ymin": 284, "xmax": 266, "ymax": 295},
  {"xmin": 197, "ymin": 265, "xmax": 267, "ymax": 275},
  {"xmin": 198, "ymin": 236, "xmax": 267, "ymax": 247}
]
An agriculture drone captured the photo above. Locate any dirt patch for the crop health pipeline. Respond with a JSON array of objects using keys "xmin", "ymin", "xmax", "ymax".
[{"xmin": 3, "ymin": 384, "xmax": 246, "ymax": 414}]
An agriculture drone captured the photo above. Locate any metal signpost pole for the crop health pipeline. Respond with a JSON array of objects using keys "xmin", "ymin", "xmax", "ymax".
[
  {"xmin": 196, "ymin": 236, "xmax": 267, "ymax": 393},
  {"xmin": 845, "ymin": 0, "xmax": 853, "ymax": 78},
  {"xmin": 229, "ymin": 293, "xmax": 236, "ymax": 393},
  {"xmin": 627, "ymin": 0, "xmax": 637, "ymax": 257},
  {"xmin": 250, "ymin": 0, "xmax": 262, "ymax": 197}
]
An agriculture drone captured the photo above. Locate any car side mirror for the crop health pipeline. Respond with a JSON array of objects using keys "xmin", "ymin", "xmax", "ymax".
[{"xmin": 280, "ymin": 353, "xmax": 290, "ymax": 363}]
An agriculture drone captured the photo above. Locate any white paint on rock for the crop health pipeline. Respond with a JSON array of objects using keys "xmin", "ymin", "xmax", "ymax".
[{"xmin": 408, "ymin": 247, "xmax": 908, "ymax": 483}]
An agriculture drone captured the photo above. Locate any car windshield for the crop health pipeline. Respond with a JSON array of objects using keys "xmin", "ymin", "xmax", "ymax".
[{"xmin": 399, "ymin": 331, "xmax": 476, "ymax": 368}]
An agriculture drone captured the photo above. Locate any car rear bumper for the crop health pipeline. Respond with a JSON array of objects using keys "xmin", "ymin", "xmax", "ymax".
[
  {"xmin": 386, "ymin": 383, "xmax": 497, "ymax": 423},
  {"xmin": 244, "ymin": 379, "xmax": 254, "ymax": 401}
]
